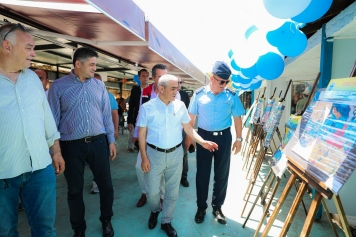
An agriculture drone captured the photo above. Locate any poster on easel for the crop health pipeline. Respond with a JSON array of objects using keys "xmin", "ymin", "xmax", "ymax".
[
  {"xmin": 269, "ymin": 115, "xmax": 301, "ymax": 178},
  {"xmin": 261, "ymin": 98, "xmax": 275, "ymax": 125},
  {"xmin": 284, "ymin": 78, "xmax": 356, "ymax": 194},
  {"xmin": 250, "ymin": 98, "xmax": 264, "ymax": 124}
]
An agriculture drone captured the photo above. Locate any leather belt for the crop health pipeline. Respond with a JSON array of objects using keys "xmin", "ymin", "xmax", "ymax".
[
  {"xmin": 198, "ymin": 127, "xmax": 229, "ymax": 136},
  {"xmin": 70, "ymin": 134, "xmax": 105, "ymax": 143},
  {"xmin": 147, "ymin": 142, "xmax": 182, "ymax": 153}
]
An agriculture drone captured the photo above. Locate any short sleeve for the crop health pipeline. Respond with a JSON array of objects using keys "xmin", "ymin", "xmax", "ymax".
[
  {"xmin": 108, "ymin": 92, "xmax": 118, "ymax": 110},
  {"xmin": 188, "ymin": 92, "xmax": 198, "ymax": 115},
  {"xmin": 232, "ymin": 94, "xmax": 245, "ymax": 117},
  {"xmin": 136, "ymin": 105, "xmax": 148, "ymax": 127}
]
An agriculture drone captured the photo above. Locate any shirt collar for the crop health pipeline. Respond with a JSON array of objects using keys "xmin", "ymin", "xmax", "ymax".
[{"xmin": 69, "ymin": 70, "xmax": 91, "ymax": 83}]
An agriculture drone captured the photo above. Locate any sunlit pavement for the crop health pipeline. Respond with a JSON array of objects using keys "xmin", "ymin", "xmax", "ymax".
[{"xmin": 18, "ymin": 125, "xmax": 344, "ymax": 237}]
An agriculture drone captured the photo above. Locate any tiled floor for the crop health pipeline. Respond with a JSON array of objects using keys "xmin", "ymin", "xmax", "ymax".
[{"xmin": 18, "ymin": 128, "xmax": 345, "ymax": 237}]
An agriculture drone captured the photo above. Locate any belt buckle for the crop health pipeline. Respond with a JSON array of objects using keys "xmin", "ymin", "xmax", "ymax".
[
  {"xmin": 84, "ymin": 137, "xmax": 91, "ymax": 143},
  {"xmin": 213, "ymin": 132, "xmax": 218, "ymax": 136}
]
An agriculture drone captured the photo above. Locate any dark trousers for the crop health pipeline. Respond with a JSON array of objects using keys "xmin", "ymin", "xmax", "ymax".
[
  {"xmin": 196, "ymin": 128, "xmax": 232, "ymax": 209},
  {"xmin": 181, "ymin": 131, "xmax": 188, "ymax": 180},
  {"xmin": 60, "ymin": 136, "xmax": 114, "ymax": 232}
]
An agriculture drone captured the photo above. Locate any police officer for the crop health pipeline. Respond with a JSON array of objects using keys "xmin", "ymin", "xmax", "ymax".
[{"xmin": 186, "ymin": 61, "xmax": 244, "ymax": 225}]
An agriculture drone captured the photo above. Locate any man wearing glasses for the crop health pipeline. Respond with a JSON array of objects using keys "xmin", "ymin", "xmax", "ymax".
[
  {"xmin": 186, "ymin": 61, "xmax": 244, "ymax": 225},
  {"xmin": 0, "ymin": 23, "xmax": 64, "ymax": 236}
]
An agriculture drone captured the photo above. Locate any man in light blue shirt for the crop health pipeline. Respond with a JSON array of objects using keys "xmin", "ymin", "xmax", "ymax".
[
  {"xmin": 137, "ymin": 74, "xmax": 218, "ymax": 237},
  {"xmin": 186, "ymin": 61, "xmax": 244, "ymax": 225},
  {"xmin": 48, "ymin": 47, "xmax": 116, "ymax": 237},
  {"xmin": 0, "ymin": 23, "xmax": 64, "ymax": 237}
]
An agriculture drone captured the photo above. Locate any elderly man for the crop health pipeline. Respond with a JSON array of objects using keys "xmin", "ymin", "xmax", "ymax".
[
  {"xmin": 186, "ymin": 61, "xmax": 244, "ymax": 225},
  {"xmin": 138, "ymin": 74, "xmax": 218, "ymax": 237},
  {"xmin": 48, "ymin": 47, "xmax": 116, "ymax": 237},
  {"xmin": 133, "ymin": 64, "xmax": 168, "ymax": 208},
  {"xmin": 0, "ymin": 23, "xmax": 64, "ymax": 236},
  {"xmin": 34, "ymin": 68, "xmax": 50, "ymax": 98}
]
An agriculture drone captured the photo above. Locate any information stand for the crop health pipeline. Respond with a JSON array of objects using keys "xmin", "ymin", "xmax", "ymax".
[
  {"xmin": 241, "ymin": 80, "xmax": 292, "ymax": 215},
  {"xmin": 260, "ymin": 76, "xmax": 356, "ymax": 237}
]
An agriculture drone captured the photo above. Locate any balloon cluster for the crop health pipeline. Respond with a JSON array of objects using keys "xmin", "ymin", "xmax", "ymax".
[
  {"xmin": 230, "ymin": 0, "xmax": 332, "ymax": 91},
  {"xmin": 133, "ymin": 74, "xmax": 140, "ymax": 86}
]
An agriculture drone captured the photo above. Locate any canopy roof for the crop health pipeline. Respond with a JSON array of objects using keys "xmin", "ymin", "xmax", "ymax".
[{"xmin": 0, "ymin": 0, "xmax": 207, "ymax": 88}]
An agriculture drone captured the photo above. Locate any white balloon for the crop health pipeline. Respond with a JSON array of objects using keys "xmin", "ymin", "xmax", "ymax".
[
  {"xmin": 263, "ymin": 0, "xmax": 311, "ymax": 19},
  {"xmin": 232, "ymin": 41, "xmax": 260, "ymax": 69},
  {"xmin": 251, "ymin": 0, "xmax": 288, "ymax": 31}
]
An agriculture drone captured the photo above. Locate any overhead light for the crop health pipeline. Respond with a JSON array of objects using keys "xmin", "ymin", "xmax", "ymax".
[{"xmin": 0, "ymin": 0, "xmax": 101, "ymax": 13}]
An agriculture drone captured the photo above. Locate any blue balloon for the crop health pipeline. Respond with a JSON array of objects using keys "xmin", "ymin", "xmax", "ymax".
[
  {"xmin": 250, "ymin": 80, "xmax": 263, "ymax": 90},
  {"xmin": 228, "ymin": 49, "xmax": 234, "ymax": 58},
  {"xmin": 245, "ymin": 25, "xmax": 258, "ymax": 40},
  {"xmin": 241, "ymin": 64, "xmax": 258, "ymax": 79},
  {"xmin": 231, "ymin": 74, "xmax": 253, "ymax": 84},
  {"xmin": 230, "ymin": 58, "xmax": 241, "ymax": 71},
  {"xmin": 256, "ymin": 52, "xmax": 284, "ymax": 80},
  {"xmin": 266, "ymin": 22, "xmax": 297, "ymax": 47},
  {"xmin": 278, "ymin": 29, "xmax": 307, "ymax": 57},
  {"xmin": 232, "ymin": 82, "xmax": 241, "ymax": 89},
  {"xmin": 292, "ymin": 0, "xmax": 333, "ymax": 24},
  {"xmin": 133, "ymin": 75, "xmax": 139, "ymax": 83}
]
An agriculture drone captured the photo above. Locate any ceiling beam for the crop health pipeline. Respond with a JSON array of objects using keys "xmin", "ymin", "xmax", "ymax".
[{"xmin": 96, "ymin": 68, "xmax": 128, "ymax": 72}]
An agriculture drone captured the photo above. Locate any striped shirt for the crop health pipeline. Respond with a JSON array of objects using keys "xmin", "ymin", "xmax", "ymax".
[
  {"xmin": 0, "ymin": 69, "xmax": 60, "ymax": 179},
  {"xmin": 48, "ymin": 70, "xmax": 115, "ymax": 144}
]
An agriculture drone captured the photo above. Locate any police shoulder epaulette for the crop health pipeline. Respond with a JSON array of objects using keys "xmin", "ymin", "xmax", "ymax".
[
  {"xmin": 226, "ymin": 88, "xmax": 236, "ymax": 95},
  {"xmin": 195, "ymin": 86, "xmax": 205, "ymax": 94}
]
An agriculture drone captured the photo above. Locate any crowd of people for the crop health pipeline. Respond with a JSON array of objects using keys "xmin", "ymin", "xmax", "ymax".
[{"xmin": 0, "ymin": 23, "xmax": 244, "ymax": 237}]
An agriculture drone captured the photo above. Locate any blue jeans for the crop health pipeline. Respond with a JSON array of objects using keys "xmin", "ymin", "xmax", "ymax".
[{"xmin": 0, "ymin": 164, "xmax": 56, "ymax": 237}]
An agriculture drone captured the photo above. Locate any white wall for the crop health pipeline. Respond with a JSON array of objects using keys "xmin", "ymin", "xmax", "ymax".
[{"xmin": 331, "ymin": 38, "xmax": 356, "ymax": 79}]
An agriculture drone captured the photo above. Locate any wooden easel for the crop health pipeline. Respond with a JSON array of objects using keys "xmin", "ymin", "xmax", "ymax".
[
  {"xmin": 241, "ymin": 81, "xmax": 292, "ymax": 214},
  {"xmin": 242, "ymin": 91, "xmax": 262, "ymax": 158},
  {"xmin": 242, "ymin": 88, "xmax": 266, "ymax": 171},
  {"xmin": 248, "ymin": 73, "xmax": 325, "ymax": 236},
  {"xmin": 260, "ymin": 160, "xmax": 352, "ymax": 237}
]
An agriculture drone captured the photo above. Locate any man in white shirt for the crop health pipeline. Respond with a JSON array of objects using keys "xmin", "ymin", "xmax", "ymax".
[{"xmin": 137, "ymin": 74, "xmax": 218, "ymax": 237}]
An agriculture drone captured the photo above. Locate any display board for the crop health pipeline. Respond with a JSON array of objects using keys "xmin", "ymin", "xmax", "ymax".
[
  {"xmin": 284, "ymin": 78, "xmax": 356, "ymax": 194},
  {"xmin": 269, "ymin": 114, "xmax": 302, "ymax": 178}
]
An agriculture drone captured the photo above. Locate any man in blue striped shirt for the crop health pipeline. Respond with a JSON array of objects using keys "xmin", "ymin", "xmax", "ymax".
[
  {"xmin": 0, "ymin": 23, "xmax": 65, "ymax": 236},
  {"xmin": 48, "ymin": 47, "xmax": 116, "ymax": 237}
]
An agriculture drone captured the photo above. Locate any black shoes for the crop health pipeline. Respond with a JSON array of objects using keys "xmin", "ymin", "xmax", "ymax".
[
  {"xmin": 212, "ymin": 208, "xmax": 226, "ymax": 225},
  {"xmin": 148, "ymin": 211, "xmax": 160, "ymax": 229},
  {"xmin": 194, "ymin": 208, "xmax": 206, "ymax": 223},
  {"xmin": 136, "ymin": 194, "xmax": 147, "ymax": 207},
  {"xmin": 180, "ymin": 179, "xmax": 189, "ymax": 187},
  {"xmin": 161, "ymin": 223, "xmax": 178, "ymax": 237},
  {"xmin": 73, "ymin": 231, "xmax": 85, "ymax": 237},
  {"xmin": 102, "ymin": 220, "xmax": 114, "ymax": 237}
]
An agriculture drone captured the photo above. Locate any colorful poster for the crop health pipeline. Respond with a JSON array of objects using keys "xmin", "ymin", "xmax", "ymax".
[
  {"xmin": 323, "ymin": 77, "xmax": 356, "ymax": 101},
  {"xmin": 263, "ymin": 101, "xmax": 279, "ymax": 132},
  {"xmin": 261, "ymin": 98, "xmax": 275, "ymax": 125},
  {"xmin": 269, "ymin": 115, "xmax": 302, "ymax": 178},
  {"xmin": 263, "ymin": 102, "xmax": 284, "ymax": 148},
  {"xmin": 251, "ymin": 99, "xmax": 263, "ymax": 124},
  {"xmin": 284, "ymin": 80, "xmax": 356, "ymax": 194}
]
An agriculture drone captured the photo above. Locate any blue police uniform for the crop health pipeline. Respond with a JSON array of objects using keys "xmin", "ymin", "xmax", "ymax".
[{"xmin": 188, "ymin": 62, "xmax": 244, "ymax": 213}]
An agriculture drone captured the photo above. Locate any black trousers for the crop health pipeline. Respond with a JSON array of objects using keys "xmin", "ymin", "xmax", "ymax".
[
  {"xmin": 196, "ymin": 128, "xmax": 232, "ymax": 209},
  {"xmin": 60, "ymin": 136, "xmax": 114, "ymax": 232},
  {"xmin": 182, "ymin": 131, "xmax": 188, "ymax": 179}
]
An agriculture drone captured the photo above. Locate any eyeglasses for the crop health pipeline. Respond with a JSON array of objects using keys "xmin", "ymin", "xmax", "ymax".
[
  {"xmin": 178, "ymin": 81, "xmax": 183, "ymax": 84},
  {"xmin": 3, "ymin": 23, "xmax": 27, "ymax": 41},
  {"xmin": 213, "ymin": 75, "xmax": 229, "ymax": 85}
]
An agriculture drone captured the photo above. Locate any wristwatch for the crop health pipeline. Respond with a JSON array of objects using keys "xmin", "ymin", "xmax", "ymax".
[{"xmin": 236, "ymin": 137, "xmax": 243, "ymax": 142}]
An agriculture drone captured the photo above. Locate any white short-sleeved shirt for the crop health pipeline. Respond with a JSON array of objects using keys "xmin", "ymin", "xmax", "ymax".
[{"xmin": 137, "ymin": 97, "xmax": 190, "ymax": 149}]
